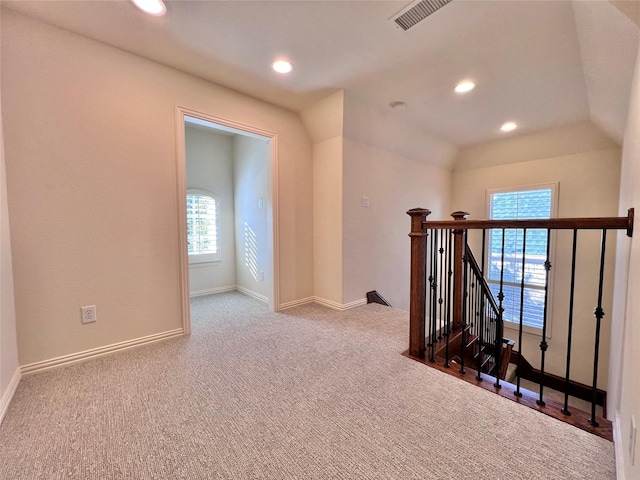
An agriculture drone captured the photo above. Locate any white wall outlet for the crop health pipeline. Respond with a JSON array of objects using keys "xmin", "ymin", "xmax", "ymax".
[
  {"xmin": 259, "ymin": 271, "xmax": 265, "ymax": 281},
  {"xmin": 631, "ymin": 416, "xmax": 637, "ymax": 466},
  {"xmin": 81, "ymin": 305, "xmax": 97, "ymax": 324},
  {"xmin": 258, "ymin": 198, "xmax": 263, "ymax": 209},
  {"xmin": 361, "ymin": 196, "xmax": 370, "ymax": 208}
]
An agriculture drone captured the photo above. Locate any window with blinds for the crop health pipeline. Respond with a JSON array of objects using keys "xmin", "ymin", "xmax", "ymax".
[
  {"xmin": 186, "ymin": 191, "xmax": 220, "ymax": 263},
  {"xmin": 487, "ymin": 185, "xmax": 557, "ymax": 330}
]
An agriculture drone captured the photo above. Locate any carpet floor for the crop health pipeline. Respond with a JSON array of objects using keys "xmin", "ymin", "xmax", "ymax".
[{"xmin": 0, "ymin": 292, "xmax": 615, "ymax": 479}]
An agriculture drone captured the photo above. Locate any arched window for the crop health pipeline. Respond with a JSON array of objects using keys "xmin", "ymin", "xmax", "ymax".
[{"xmin": 186, "ymin": 190, "xmax": 220, "ymax": 263}]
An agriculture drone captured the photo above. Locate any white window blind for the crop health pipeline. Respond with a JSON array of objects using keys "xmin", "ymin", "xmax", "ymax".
[
  {"xmin": 487, "ymin": 187, "xmax": 555, "ymax": 330},
  {"xmin": 186, "ymin": 192, "xmax": 220, "ymax": 262}
]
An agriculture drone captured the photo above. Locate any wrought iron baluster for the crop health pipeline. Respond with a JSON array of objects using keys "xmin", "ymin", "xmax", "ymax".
[
  {"xmin": 495, "ymin": 228, "xmax": 506, "ymax": 389},
  {"xmin": 428, "ymin": 229, "xmax": 436, "ymax": 362},
  {"xmin": 432, "ymin": 230, "xmax": 440, "ymax": 360},
  {"xmin": 537, "ymin": 229, "xmax": 553, "ymax": 406},
  {"xmin": 460, "ymin": 230, "xmax": 469, "ymax": 375},
  {"xmin": 477, "ymin": 230, "xmax": 487, "ymax": 381},
  {"xmin": 438, "ymin": 229, "xmax": 445, "ymax": 340},
  {"xmin": 515, "ymin": 228, "xmax": 527, "ymax": 398},
  {"xmin": 469, "ymin": 272, "xmax": 473, "ymax": 335},
  {"xmin": 444, "ymin": 229, "xmax": 453, "ymax": 368},
  {"xmin": 477, "ymin": 275, "xmax": 483, "ymax": 348},
  {"xmin": 589, "ymin": 229, "xmax": 607, "ymax": 427},
  {"xmin": 561, "ymin": 229, "xmax": 578, "ymax": 415}
]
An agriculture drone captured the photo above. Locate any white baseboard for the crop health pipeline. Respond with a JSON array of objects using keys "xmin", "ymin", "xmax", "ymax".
[
  {"xmin": 21, "ymin": 328, "xmax": 185, "ymax": 376},
  {"xmin": 191, "ymin": 285, "xmax": 269, "ymax": 305},
  {"xmin": 313, "ymin": 297, "xmax": 367, "ymax": 311},
  {"xmin": 614, "ymin": 413, "xmax": 626, "ymax": 480},
  {"xmin": 190, "ymin": 285, "xmax": 236, "ymax": 298},
  {"xmin": 343, "ymin": 298, "xmax": 368, "ymax": 310},
  {"xmin": 0, "ymin": 368, "xmax": 21, "ymax": 426},
  {"xmin": 279, "ymin": 296, "xmax": 315, "ymax": 310},
  {"xmin": 236, "ymin": 285, "xmax": 269, "ymax": 304}
]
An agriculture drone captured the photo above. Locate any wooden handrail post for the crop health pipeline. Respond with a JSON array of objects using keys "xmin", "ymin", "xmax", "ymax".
[
  {"xmin": 407, "ymin": 208, "xmax": 431, "ymax": 359},
  {"xmin": 452, "ymin": 211, "xmax": 469, "ymax": 331}
]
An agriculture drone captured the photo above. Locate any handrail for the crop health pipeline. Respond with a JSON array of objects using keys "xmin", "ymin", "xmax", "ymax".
[
  {"xmin": 422, "ymin": 208, "xmax": 634, "ymax": 237},
  {"xmin": 407, "ymin": 207, "xmax": 635, "ymax": 436},
  {"xmin": 465, "ymin": 243, "xmax": 499, "ymax": 315}
]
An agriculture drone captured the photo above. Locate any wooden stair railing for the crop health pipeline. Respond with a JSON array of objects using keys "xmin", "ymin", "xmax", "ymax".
[{"xmin": 406, "ymin": 208, "xmax": 634, "ymax": 438}]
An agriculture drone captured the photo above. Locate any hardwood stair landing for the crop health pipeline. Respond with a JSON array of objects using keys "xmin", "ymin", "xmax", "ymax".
[{"xmin": 402, "ymin": 349, "xmax": 612, "ymax": 441}]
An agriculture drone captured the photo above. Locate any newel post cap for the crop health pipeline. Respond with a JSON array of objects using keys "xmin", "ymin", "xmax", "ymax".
[
  {"xmin": 451, "ymin": 211, "xmax": 470, "ymax": 221},
  {"xmin": 408, "ymin": 208, "xmax": 431, "ymax": 236},
  {"xmin": 407, "ymin": 208, "xmax": 431, "ymax": 218}
]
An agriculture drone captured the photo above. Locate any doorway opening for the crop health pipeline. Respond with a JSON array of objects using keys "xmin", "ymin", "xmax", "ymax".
[{"xmin": 175, "ymin": 107, "xmax": 279, "ymax": 334}]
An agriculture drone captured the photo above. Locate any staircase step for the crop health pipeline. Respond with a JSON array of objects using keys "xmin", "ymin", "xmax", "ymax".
[
  {"xmin": 481, "ymin": 354, "xmax": 495, "ymax": 370},
  {"xmin": 465, "ymin": 334, "xmax": 478, "ymax": 349}
]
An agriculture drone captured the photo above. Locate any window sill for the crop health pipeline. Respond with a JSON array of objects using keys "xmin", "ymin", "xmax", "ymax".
[{"xmin": 188, "ymin": 260, "xmax": 221, "ymax": 269}]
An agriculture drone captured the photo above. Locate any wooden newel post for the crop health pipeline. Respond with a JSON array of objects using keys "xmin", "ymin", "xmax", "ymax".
[
  {"xmin": 407, "ymin": 208, "xmax": 431, "ymax": 359},
  {"xmin": 451, "ymin": 211, "xmax": 469, "ymax": 331}
]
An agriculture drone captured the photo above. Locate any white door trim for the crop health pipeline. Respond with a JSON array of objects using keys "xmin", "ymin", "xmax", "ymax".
[{"xmin": 174, "ymin": 106, "xmax": 280, "ymax": 335}]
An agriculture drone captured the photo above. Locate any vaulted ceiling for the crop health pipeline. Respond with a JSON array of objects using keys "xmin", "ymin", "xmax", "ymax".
[{"xmin": 4, "ymin": 0, "xmax": 639, "ymax": 147}]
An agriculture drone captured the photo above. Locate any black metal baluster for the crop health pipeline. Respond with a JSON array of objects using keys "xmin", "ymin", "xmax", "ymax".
[
  {"xmin": 537, "ymin": 229, "xmax": 553, "ymax": 406},
  {"xmin": 481, "ymin": 229, "xmax": 486, "ymax": 273},
  {"xmin": 438, "ymin": 230, "xmax": 445, "ymax": 340},
  {"xmin": 469, "ymin": 278, "xmax": 475, "ymax": 337},
  {"xmin": 444, "ymin": 229, "xmax": 453, "ymax": 368},
  {"xmin": 561, "ymin": 230, "xmax": 578, "ymax": 415},
  {"xmin": 515, "ymin": 228, "xmax": 527, "ymax": 398},
  {"xmin": 476, "ymin": 269, "xmax": 483, "ymax": 380},
  {"xmin": 429, "ymin": 229, "xmax": 437, "ymax": 362},
  {"xmin": 495, "ymin": 228, "xmax": 506, "ymax": 389},
  {"xmin": 460, "ymin": 230, "xmax": 469, "ymax": 375},
  {"xmin": 427, "ymin": 229, "xmax": 434, "ymax": 362},
  {"xmin": 477, "ymin": 230, "xmax": 486, "ymax": 381},
  {"xmin": 470, "ymin": 264, "xmax": 476, "ymax": 372},
  {"xmin": 432, "ymin": 230, "xmax": 440, "ymax": 350},
  {"xmin": 589, "ymin": 229, "xmax": 607, "ymax": 427}
]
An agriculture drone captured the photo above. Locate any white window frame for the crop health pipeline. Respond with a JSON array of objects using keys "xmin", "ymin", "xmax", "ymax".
[
  {"xmin": 187, "ymin": 189, "xmax": 221, "ymax": 265},
  {"xmin": 485, "ymin": 183, "xmax": 558, "ymax": 337}
]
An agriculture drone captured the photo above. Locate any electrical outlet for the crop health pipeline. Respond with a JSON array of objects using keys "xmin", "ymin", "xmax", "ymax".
[
  {"xmin": 361, "ymin": 196, "xmax": 370, "ymax": 208},
  {"xmin": 631, "ymin": 416, "xmax": 637, "ymax": 466},
  {"xmin": 81, "ymin": 305, "xmax": 97, "ymax": 324},
  {"xmin": 259, "ymin": 271, "xmax": 265, "ymax": 281}
]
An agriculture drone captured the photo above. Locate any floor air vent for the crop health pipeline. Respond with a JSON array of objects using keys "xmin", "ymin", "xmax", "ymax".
[{"xmin": 392, "ymin": 0, "xmax": 453, "ymax": 31}]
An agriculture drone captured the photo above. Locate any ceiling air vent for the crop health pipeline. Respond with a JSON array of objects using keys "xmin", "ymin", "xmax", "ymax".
[{"xmin": 391, "ymin": 0, "xmax": 453, "ymax": 31}]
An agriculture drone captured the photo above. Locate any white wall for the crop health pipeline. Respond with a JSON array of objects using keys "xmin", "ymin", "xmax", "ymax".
[
  {"xmin": 311, "ymin": 136, "xmax": 344, "ymax": 305},
  {"xmin": 0, "ymin": 9, "xmax": 313, "ymax": 366},
  {"xmin": 452, "ymin": 122, "xmax": 621, "ymax": 388},
  {"xmin": 301, "ymin": 91, "xmax": 344, "ymax": 306},
  {"xmin": 302, "ymin": 90, "xmax": 455, "ymax": 310},
  {"xmin": 185, "ymin": 126, "xmax": 236, "ymax": 295},
  {"xmin": 342, "ymin": 139, "xmax": 452, "ymax": 310},
  {"xmin": 0, "ymin": 34, "xmax": 20, "ymax": 421},
  {"xmin": 233, "ymin": 135, "xmax": 270, "ymax": 300},
  {"xmin": 611, "ymin": 33, "xmax": 640, "ymax": 479},
  {"xmin": 341, "ymin": 92, "xmax": 455, "ymax": 310}
]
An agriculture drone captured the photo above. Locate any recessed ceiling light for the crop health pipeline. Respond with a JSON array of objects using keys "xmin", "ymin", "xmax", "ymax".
[
  {"xmin": 500, "ymin": 121, "xmax": 517, "ymax": 132},
  {"xmin": 272, "ymin": 60, "xmax": 293, "ymax": 74},
  {"xmin": 454, "ymin": 81, "xmax": 475, "ymax": 93},
  {"xmin": 130, "ymin": 0, "xmax": 166, "ymax": 16}
]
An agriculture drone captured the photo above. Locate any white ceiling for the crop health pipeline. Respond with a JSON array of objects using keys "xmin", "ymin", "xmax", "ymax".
[{"xmin": 3, "ymin": 0, "xmax": 639, "ymax": 147}]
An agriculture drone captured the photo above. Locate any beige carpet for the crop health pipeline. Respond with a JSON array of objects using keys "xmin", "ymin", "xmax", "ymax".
[{"xmin": 0, "ymin": 292, "xmax": 615, "ymax": 479}]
